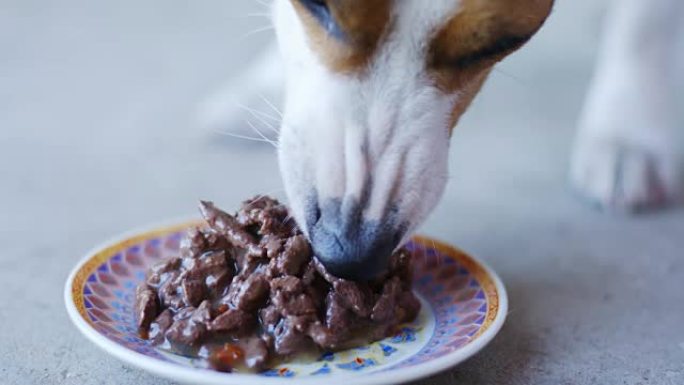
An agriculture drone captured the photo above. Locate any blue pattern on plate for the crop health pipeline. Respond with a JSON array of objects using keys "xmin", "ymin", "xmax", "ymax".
[
  {"xmin": 380, "ymin": 344, "xmax": 397, "ymax": 357},
  {"xmin": 311, "ymin": 364, "xmax": 331, "ymax": 375}
]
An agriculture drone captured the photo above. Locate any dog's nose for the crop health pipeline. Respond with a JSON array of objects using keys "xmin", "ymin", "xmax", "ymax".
[{"xmin": 307, "ymin": 199, "xmax": 403, "ymax": 281}]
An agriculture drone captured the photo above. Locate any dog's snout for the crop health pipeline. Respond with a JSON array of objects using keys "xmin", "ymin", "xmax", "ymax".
[{"xmin": 306, "ymin": 198, "xmax": 402, "ymax": 281}]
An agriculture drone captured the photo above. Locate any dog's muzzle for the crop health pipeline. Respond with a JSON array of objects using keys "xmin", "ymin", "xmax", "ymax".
[{"xmin": 305, "ymin": 197, "xmax": 405, "ymax": 281}]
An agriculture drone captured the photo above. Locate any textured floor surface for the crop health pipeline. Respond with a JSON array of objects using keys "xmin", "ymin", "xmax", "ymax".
[{"xmin": 1, "ymin": 1, "xmax": 683, "ymax": 384}]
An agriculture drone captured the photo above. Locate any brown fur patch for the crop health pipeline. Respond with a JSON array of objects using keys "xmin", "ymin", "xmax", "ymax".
[
  {"xmin": 448, "ymin": 70, "xmax": 490, "ymax": 135},
  {"xmin": 290, "ymin": 0, "xmax": 392, "ymax": 73},
  {"xmin": 429, "ymin": 0, "xmax": 554, "ymax": 93}
]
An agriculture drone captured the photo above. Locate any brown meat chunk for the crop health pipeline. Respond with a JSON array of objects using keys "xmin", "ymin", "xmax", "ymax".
[
  {"xmin": 229, "ymin": 272, "xmax": 269, "ymax": 311},
  {"xmin": 283, "ymin": 293, "xmax": 317, "ymax": 316},
  {"xmin": 165, "ymin": 303, "xmax": 211, "ymax": 352},
  {"xmin": 259, "ymin": 304, "xmax": 281, "ymax": 333},
  {"xmin": 146, "ymin": 257, "xmax": 181, "ymax": 286},
  {"xmin": 334, "ymin": 280, "xmax": 372, "ymax": 317},
  {"xmin": 186, "ymin": 250, "xmax": 229, "ymax": 280},
  {"xmin": 199, "ymin": 201, "xmax": 257, "ymax": 248},
  {"xmin": 325, "ymin": 292, "xmax": 353, "ymax": 339},
  {"xmin": 210, "ymin": 308, "xmax": 255, "ymax": 334},
  {"xmin": 134, "ymin": 284, "xmax": 158, "ymax": 330},
  {"xmin": 237, "ymin": 196, "xmax": 292, "ymax": 237},
  {"xmin": 273, "ymin": 317, "xmax": 311, "ymax": 356},
  {"xmin": 270, "ymin": 276, "xmax": 304, "ymax": 294},
  {"xmin": 389, "ymin": 248, "xmax": 413, "ymax": 287},
  {"xmin": 398, "ymin": 290, "xmax": 421, "ymax": 322},
  {"xmin": 371, "ymin": 277, "xmax": 402, "ymax": 323},
  {"xmin": 181, "ymin": 278, "xmax": 206, "ymax": 308},
  {"xmin": 273, "ymin": 235, "xmax": 310, "ymax": 276},
  {"xmin": 260, "ymin": 234, "xmax": 283, "ymax": 259},
  {"xmin": 157, "ymin": 271, "xmax": 183, "ymax": 309},
  {"xmin": 204, "ymin": 270, "xmax": 233, "ymax": 298},
  {"xmin": 191, "ymin": 300, "xmax": 212, "ymax": 324},
  {"xmin": 148, "ymin": 309, "xmax": 173, "ymax": 344},
  {"xmin": 243, "ymin": 337, "xmax": 269, "ymax": 370},
  {"xmin": 306, "ymin": 322, "xmax": 337, "ymax": 349},
  {"xmin": 179, "ymin": 228, "xmax": 207, "ymax": 258}
]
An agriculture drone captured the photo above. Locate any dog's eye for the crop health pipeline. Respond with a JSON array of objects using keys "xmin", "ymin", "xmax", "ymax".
[{"xmin": 298, "ymin": 0, "xmax": 344, "ymax": 39}]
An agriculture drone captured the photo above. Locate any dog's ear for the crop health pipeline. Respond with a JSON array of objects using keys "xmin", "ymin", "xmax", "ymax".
[
  {"xmin": 429, "ymin": 0, "xmax": 554, "ymax": 92},
  {"xmin": 291, "ymin": 0, "xmax": 392, "ymax": 73}
]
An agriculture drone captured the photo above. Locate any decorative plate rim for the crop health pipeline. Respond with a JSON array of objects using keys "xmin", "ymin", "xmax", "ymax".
[{"xmin": 64, "ymin": 219, "xmax": 508, "ymax": 385}]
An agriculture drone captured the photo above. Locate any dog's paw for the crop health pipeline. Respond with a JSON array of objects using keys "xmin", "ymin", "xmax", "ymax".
[{"xmin": 570, "ymin": 138, "xmax": 681, "ymax": 212}]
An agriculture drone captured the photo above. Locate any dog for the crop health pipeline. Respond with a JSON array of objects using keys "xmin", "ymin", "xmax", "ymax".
[{"xmin": 199, "ymin": 0, "xmax": 681, "ymax": 279}]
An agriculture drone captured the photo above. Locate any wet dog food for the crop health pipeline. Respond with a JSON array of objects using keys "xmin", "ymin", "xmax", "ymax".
[{"xmin": 135, "ymin": 196, "xmax": 420, "ymax": 372}]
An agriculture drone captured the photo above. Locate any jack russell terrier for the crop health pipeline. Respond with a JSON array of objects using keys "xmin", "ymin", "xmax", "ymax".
[{"xmin": 199, "ymin": 0, "xmax": 682, "ymax": 280}]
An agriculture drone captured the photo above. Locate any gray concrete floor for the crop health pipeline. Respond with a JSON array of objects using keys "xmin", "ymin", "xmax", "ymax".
[{"xmin": 1, "ymin": 1, "xmax": 683, "ymax": 384}]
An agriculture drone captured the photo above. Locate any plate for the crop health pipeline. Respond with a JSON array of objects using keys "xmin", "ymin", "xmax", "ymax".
[{"xmin": 64, "ymin": 221, "xmax": 507, "ymax": 385}]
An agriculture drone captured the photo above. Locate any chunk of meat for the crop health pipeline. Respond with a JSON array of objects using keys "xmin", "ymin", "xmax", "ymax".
[
  {"xmin": 371, "ymin": 277, "xmax": 402, "ymax": 323},
  {"xmin": 204, "ymin": 270, "xmax": 233, "ymax": 298},
  {"xmin": 148, "ymin": 309, "xmax": 173, "ymax": 344},
  {"xmin": 228, "ymin": 272, "xmax": 269, "ymax": 311},
  {"xmin": 398, "ymin": 290, "xmax": 421, "ymax": 322},
  {"xmin": 306, "ymin": 322, "xmax": 337, "ymax": 349},
  {"xmin": 259, "ymin": 304, "xmax": 281, "ymax": 333},
  {"xmin": 273, "ymin": 235, "xmax": 310, "ymax": 276},
  {"xmin": 273, "ymin": 317, "xmax": 312, "ymax": 356},
  {"xmin": 134, "ymin": 284, "xmax": 159, "ymax": 330},
  {"xmin": 237, "ymin": 196, "xmax": 293, "ymax": 237},
  {"xmin": 181, "ymin": 278, "xmax": 206, "ymax": 308},
  {"xmin": 191, "ymin": 300, "xmax": 212, "ymax": 324},
  {"xmin": 157, "ymin": 271, "xmax": 184, "ymax": 309},
  {"xmin": 270, "ymin": 276, "xmax": 304, "ymax": 294},
  {"xmin": 389, "ymin": 248, "xmax": 413, "ymax": 288},
  {"xmin": 283, "ymin": 293, "xmax": 317, "ymax": 316},
  {"xmin": 146, "ymin": 257, "xmax": 181, "ymax": 286},
  {"xmin": 325, "ymin": 292, "xmax": 353, "ymax": 340},
  {"xmin": 186, "ymin": 250, "xmax": 229, "ymax": 280},
  {"xmin": 260, "ymin": 234, "xmax": 283, "ymax": 259},
  {"xmin": 334, "ymin": 280, "xmax": 372, "ymax": 317},
  {"xmin": 210, "ymin": 308, "xmax": 255, "ymax": 335},
  {"xmin": 165, "ymin": 304, "xmax": 210, "ymax": 352},
  {"xmin": 199, "ymin": 201, "xmax": 257, "ymax": 248},
  {"xmin": 243, "ymin": 337, "xmax": 269, "ymax": 370}
]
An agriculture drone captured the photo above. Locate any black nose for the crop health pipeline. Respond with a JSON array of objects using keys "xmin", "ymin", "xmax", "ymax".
[{"xmin": 307, "ymin": 199, "xmax": 402, "ymax": 281}]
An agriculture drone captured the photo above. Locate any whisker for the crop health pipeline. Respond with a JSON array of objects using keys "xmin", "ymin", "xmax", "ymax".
[
  {"xmin": 234, "ymin": 103, "xmax": 281, "ymax": 135},
  {"xmin": 249, "ymin": 114, "xmax": 280, "ymax": 136},
  {"xmin": 258, "ymin": 93, "xmax": 284, "ymax": 118},
  {"xmin": 225, "ymin": 13, "xmax": 272, "ymax": 21},
  {"xmin": 211, "ymin": 128, "xmax": 276, "ymax": 144},
  {"xmin": 254, "ymin": 0, "xmax": 272, "ymax": 8},
  {"xmin": 493, "ymin": 67, "xmax": 527, "ymax": 85},
  {"xmin": 245, "ymin": 118, "xmax": 279, "ymax": 149},
  {"xmin": 239, "ymin": 25, "xmax": 275, "ymax": 41}
]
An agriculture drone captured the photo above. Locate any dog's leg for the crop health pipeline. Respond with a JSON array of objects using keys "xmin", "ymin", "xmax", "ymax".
[
  {"xmin": 571, "ymin": 0, "xmax": 683, "ymax": 211},
  {"xmin": 197, "ymin": 42, "xmax": 284, "ymax": 139}
]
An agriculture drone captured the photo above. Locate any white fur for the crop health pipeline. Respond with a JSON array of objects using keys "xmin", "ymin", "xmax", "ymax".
[
  {"xmin": 572, "ymin": 0, "xmax": 683, "ymax": 210},
  {"xmin": 274, "ymin": 0, "xmax": 461, "ymax": 239}
]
